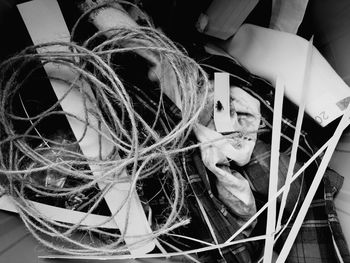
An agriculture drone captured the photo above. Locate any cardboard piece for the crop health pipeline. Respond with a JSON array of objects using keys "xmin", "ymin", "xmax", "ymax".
[
  {"xmin": 203, "ymin": 0, "xmax": 259, "ymax": 40},
  {"xmin": 221, "ymin": 24, "xmax": 350, "ymax": 127},
  {"xmin": 270, "ymin": 0, "xmax": 309, "ymax": 34}
]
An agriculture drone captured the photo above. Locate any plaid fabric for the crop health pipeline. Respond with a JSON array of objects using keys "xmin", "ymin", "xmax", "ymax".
[
  {"xmin": 246, "ymin": 139, "xmax": 350, "ymax": 263},
  {"xmin": 243, "ymin": 139, "xmax": 306, "ymax": 216},
  {"xmin": 274, "ymin": 169, "xmax": 350, "ymax": 263},
  {"xmin": 182, "ymin": 147, "xmax": 258, "ymax": 263},
  {"xmin": 324, "ymin": 170, "xmax": 350, "ymax": 262},
  {"xmin": 198, "ymin": 52, "xmax": 350, "ymax": 262},
  {"xmin": 121, "ymin": 51, "xmax": 350, "ymax": 262}
]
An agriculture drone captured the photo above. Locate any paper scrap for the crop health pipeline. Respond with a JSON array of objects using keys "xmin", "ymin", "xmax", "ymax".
[{"xmin": 214, "ymin": 72, "xmax": 235, "ymax": 133}]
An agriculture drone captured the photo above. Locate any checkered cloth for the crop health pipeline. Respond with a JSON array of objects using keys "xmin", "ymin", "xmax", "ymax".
[
  {"xmin": 195, "ymin": 53, "xmax": 350, "ymax": 262},
  {"xmin": 274, "ymin": 169, "xmax": 350, "ymax": 263},
  {"xmin": 182, "ymin": 147, "xmax": 260, "ymax": 263},
  {"xmin": 120, "ymin": 51, "xmax": 350, "ymax": 262}
]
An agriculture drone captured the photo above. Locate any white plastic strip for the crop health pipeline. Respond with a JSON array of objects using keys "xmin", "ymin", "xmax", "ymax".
[
  {"xmin": 276, "ymin": 37, "xmax": 313, "ymax": 230},
  {"xmin": 263, "ymin": 76, "xmax": 285, "ymax": 263}
]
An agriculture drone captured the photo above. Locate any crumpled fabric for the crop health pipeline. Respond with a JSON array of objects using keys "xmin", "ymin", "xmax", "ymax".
[{"xmin": 195, "ymin": 86, "xmax": 261, "ymax": 222}]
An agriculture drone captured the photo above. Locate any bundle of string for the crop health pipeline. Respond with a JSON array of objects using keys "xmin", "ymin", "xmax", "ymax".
[{"xmin": 0, "ymin": 15, "xmax": 211, "ymax": 255}]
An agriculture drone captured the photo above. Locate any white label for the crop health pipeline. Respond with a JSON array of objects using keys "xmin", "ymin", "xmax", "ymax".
[{"xmin": 214, "ymin": 72, "xmax": 235, "ymax": 133}]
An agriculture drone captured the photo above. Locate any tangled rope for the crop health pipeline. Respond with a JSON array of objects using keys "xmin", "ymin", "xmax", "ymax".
[{"xmin": 0, "ymin": 4, "xmax": 210, "ymax": 255}]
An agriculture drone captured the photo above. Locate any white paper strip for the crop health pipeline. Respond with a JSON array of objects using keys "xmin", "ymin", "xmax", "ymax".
[
  {"xmin": 15, "ymin": 0, "xmax": 154, "ymax": 254},
  {"xmin": 276, "ymin": 37, "xmax": 313, "ymax": 230},
  {"xmin": 263, "ymin": 76, "xmax": 284, "ymax": 263}
]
